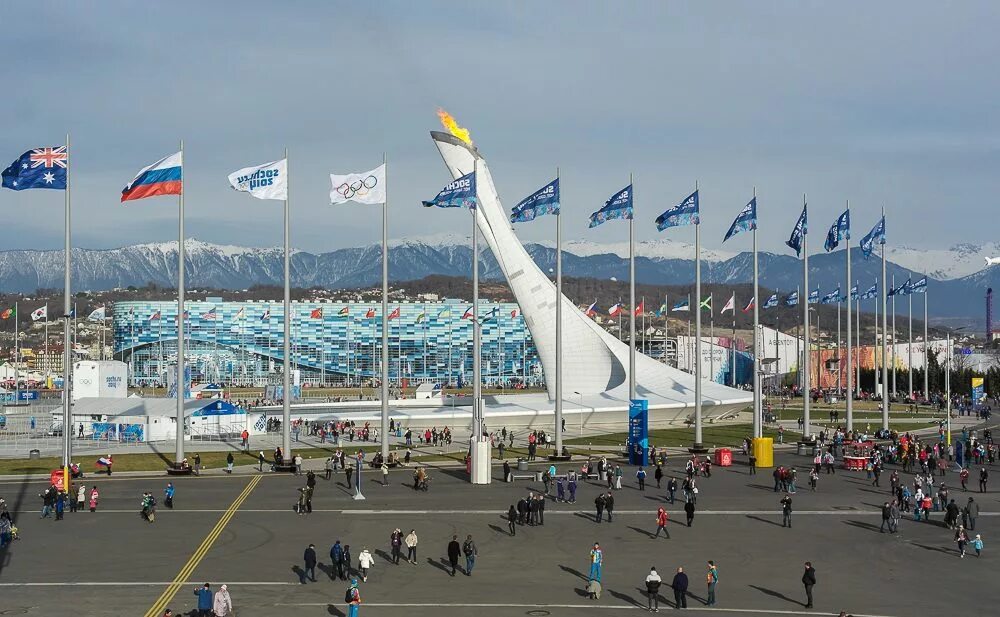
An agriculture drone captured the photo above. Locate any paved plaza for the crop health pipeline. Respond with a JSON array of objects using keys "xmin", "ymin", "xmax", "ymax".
[{"xmin": 2, "ymin": 435, "xmax": 998, "ymax": 617}]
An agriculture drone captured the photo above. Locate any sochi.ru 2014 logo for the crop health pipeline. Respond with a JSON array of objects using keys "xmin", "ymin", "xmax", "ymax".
[{"xmin": 335, "ymin": 175, "xmax": 378, "ymax": 200}]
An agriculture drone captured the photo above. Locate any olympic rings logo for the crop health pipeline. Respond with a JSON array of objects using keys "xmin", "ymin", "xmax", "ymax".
[{"xmin": 336, "ymin": 175, "xmax": 378, "ymax": 199}]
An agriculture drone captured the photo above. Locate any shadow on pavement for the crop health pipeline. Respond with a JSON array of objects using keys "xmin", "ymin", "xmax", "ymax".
[
  {"xmin": 749, "ymin": 584, "xmax": 803, "ymax": 606},
  {"xmin": 843, "ymin": 519, "xmax": 883, "ymax": 534},
  {"xmin": 608, "ymin": 588, "xmax": 644, "ymax": 607},
  {"xmin": 627, "ymin": 525, "xmax": 657, "ymax": 539},
  {"xmin": 559, "ymin": 564, "xmax": 589, "ymax": 581},
  {"xmin": 745, "ymin": 514, "xmax": 784, "ymax": 527}
]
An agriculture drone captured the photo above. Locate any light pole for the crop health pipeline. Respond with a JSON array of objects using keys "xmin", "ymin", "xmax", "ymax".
[
  {"xmin": 945, "ymin": 327, "xmax": 967, "ymax": 450},
  {"xmin": 573, "ymin": 390, "xmax": 584, "ymax": 436}
]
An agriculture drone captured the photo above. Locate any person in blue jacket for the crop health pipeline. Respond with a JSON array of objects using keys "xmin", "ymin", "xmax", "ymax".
[{"xmin": 193, "ymin": 583, "xmax": 213, "ymax": 617}]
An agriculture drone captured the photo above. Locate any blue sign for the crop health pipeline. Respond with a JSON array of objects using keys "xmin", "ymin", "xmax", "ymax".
[
  {"xmin": 628, "ymin": 399, "xmax": 649, "ymax": 466},
  {"xmin": 0, "ymin": 390, "xmax": 38, "ymax": 402},
  {"xmin": 422, "ymin": 171, "xmax": 478, "ymax": 209}
]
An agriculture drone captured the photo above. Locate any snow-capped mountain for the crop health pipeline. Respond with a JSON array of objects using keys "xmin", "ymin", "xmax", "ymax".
[{"xmin": 0, "ymin": 238, "xmax": 997, "ymax": 321}]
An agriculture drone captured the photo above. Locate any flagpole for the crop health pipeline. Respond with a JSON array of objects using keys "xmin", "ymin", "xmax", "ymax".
[
  {"xmin": 175, "ymin": 138, "xmax": 186, "ymax": 467},
  {"xmin": 837, "ymin": 295, "xmax": 841, "ymax": 392},
  {"xmin": 628, "ymin": 174, "xmax": 636, "ymax": 403},
  {"xmin": 380, "ymin": 153, "xmax": 390, "ymax": 462},
  {"xmin": 663, "ymin": 293, "xmax": 669, "ymax": 365},
  {"xmin": 923, "ymin": 275, "xmax": 928, "ymax": 399},
  {"xmin": 710, "ymin": 311, "xmax": 715, "ymax": 381},
  {"xmin": 891, "ymin": 274, "xmax": 897, "ymax": 397},
  {"xmin": 554, "ymin": 167, "xmax": 564, "ymax": 458},
  {"xmin": 802, "ymin": 194, "xmax": 811, "ymax": 442},
  {"xmin": 856, "ymin": 282, "xmax": 861, "ymax": 400},
  {"xmin": 908, "ymin": 283, "xmax": 913, "ymax": 400},
  {"xmin": 875, "ymin": 277, "xmax": 880, "ymax": 397},
  {"xmin": 693, "ymin": 180, "xmax": 703, "ymax": 451},
  {"xmin": 14, "ymin": 301, "xmax": 19, "ymax": 402},
  {"xmin": 282, "ymin": 146, "xmax": 291, "ymax": 462},
  {"xmin": 796, "ymin": 286, "xmax": 801, "ymax": 393},
  {"xmin": 752, "ymin": 187, "xmax": 761, "ymax": 439},
  {"xmin": 62, "ymin": 132, "xmax": 72, "ymax": 489},
  {"xmin": 846, "ymin": 202, "xmax": 853, "ymax": 430},
  {"xmin": 880, "ymin": 206, "xmax": 890, "ymax": 430}
]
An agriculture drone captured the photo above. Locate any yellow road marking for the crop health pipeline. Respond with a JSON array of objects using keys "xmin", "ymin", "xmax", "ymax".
[{"xmin": 143, "ymin": 475, "xmax": 261, "ymax": 617}]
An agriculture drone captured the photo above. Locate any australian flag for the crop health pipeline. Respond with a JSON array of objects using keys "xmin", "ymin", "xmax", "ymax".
[
  {"xmin": 590, "ymin": 184, "xmax": 633, "ymax": 228},
  {"xmin": 2, "ymin": 146, "xmax": 68, "ymax": 190},
  {"xmin": 655, "ymin": 190, "xmax": 699, "ymax": 231},
  {"xmin": 824, "ymin": 209, "xmax": 850, "ymax": 252},
  {"xmin": 511, "ymin": 178, "xmax": 559, "ymax": 223},
  {"xmin": 723, "ymin": 197, "xmax": 756, "ymax": 242},
  {"xmin": 422, "ymin": 171, "xmax": 477, "ymax": 209},
  {"xmin": 763, "ymin": 293, "xmax": 779, "ymax": 309},
  {"xmin": 785, "ymin": 291, "xmax": 799, "ymax": 306},
  {"xmin": 786, "ymin": 204, "xmax": 807, "ymax": 257},
  {"xmin": 859, "ymin": 216, "xmax": 885, "ymax": 260}
]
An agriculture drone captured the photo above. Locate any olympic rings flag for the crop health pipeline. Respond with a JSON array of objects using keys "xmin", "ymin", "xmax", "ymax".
[
  {"xmin": 227, "ymin": 158, "xmax": 287, "ymax": 200},
  {"xmin": 330, "ymin": 164, "xmax": 386, "ymax": 205}
]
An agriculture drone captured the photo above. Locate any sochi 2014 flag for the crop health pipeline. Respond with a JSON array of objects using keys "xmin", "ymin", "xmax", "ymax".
[
  {"xmin": 121, "ymin": 152, "xmax": 182, "ymax": 202},
  {"xmin": 786, "ymin": 204, "xmax": 807, "ymax": 257},
  {"xmin": 422, "ymin": 172, "xmax": 477, "ymax": 209},
  {"xmin": 723, "ymin": 197, "xmax": 756, "ymax": 242},
  {"xmin": 590, "ymin": 185, "xmax": 633, "ymax": 228},
  {"xmin": 655, "ymin": 190, "xmax": 699, "ymax": 231},
  {"xmin": 228, "ymin": 159, "xmax": 287, "ymax": 200},
  {"xmin": 331, "ymin": 164, "xmax": 386, "ymax": 205},
  {"xmin": 821, "ymin": 288, "xmax": 841, "ymax": 304},
  {"xmin": 859, "ymin": 216, "xmax": 885, "ymax": 260},
  {"xmin": 511, "ymin": 178, "xmax": 560, "ymax": 224},
  {"xmin": 824, "ymin": 209, "xmax": 851, "ymax": 252}
]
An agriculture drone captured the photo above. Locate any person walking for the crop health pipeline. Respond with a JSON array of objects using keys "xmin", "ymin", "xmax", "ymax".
[
  {"xmin": 346, "ymin": 465, "xmax": 354, "ymax": 490},
  {"xmin": 358, "ymin": 546, "xmax": 374, "ymax": 582},
  {"xmin": 164, "ymin": 483, "xmax": 175, "ymax": 509},
  {"xmin": 880, "ymin": 502, "xmax": 891, "ymax": 533},
  {"xmin": 226, "ymin": 452, "xmax": 234, "ymax": 474},
  {"xmin": 654, "ymin": 507, "xmax": 669, "ymax": 539},
  {"xmin": 390, "ymin": 529, "xmax": 403, "ymax": 565},
  {"xmin": 331, "ymin": 540, "xmax": 345, "ymax": 580},
  {"xmin": 594, "ymin": 493, "xmax": 605, "ymax": 523},
  {"xmin": 507, "ymin": 504, "xmax": 517, "ymax": 536},
  {"xmin": 705, "ymin": 561, "xmax": 718, "ymax": 606},
  {"xmin": 346, "ymin": 579, "xmax": 361, "ymax": 617},
  {"xmin": 76, "ymin": 484, "xmax": 86, "ymax": 513},
  {"xmin": 258, "ymin": 451, "xmax": 266, "ymax": 472},
  {"xmin": 801, "ymin": 562, "xmax": 816, "ymax": 609},
  {"xmin": 212, "ymin": 584, "xmax": 232, "ymax": 617},
  {"xmin": 193, "ymin": 453, "xmax": 201, "ymax": 476},
  {"xmin": 589, "ymin": 542, "xmax": 603, "ymax": 582},
  {"xmin": 637, "ymin": 467, "xmax": 647, "ymax": 491},
  {"xmin": 447, "ymin": 535, "xmax": 461, "ymax": 576},
  {"xmin": 645, "ymin": 567, "xmax": 662, "ymax": 612},
  {"xmin": 343, "ymin": 545, "xmax": 353, "ymax": 580},
  {"xmin": 462, "ymin": 535, "xmax": 478, "ymax": 576},
  {"xmin": 193, "ymin": 583, "xmax": 213, "ymax": 617},
  {"xmin": 749, "ymin": 451, "xmax": 757, "ymax": 475},
  {"xmin": 781, "ymin": 494, "xmax": 793, "ymax": 528},
  {"xmin": 654, "ymin": 464, "xmax": 663, "ymax": 488},
  {"xmin": 404, "ymin": 529, "xmax": 418, "ymax": 564},
  {"xmin": 973, "ymin": 533, "xmax": 984, "ymax": 557},
  {"xmin": 980, "ymin": 467, "xmax": 988, "ymax": 492},
  {"xmin": 302, "ymin": 544, "xmax": 317, "ymax": 583},
  {"xmin": 684, "ymin": 499, "xmax": 695, "ymax": 527},
  {"xmin": 89, "ymin": 485, "xmax": 99, "ymax": 512},
  {"xmin": 667, "ymin": 477, "xmax": 677, "ymax": 504},
  {"xmin": 965, "ymin": 497, "xmax": 979, "ymax": 530},
  {"xmin": 671, "ymin": 567, "xmax": 688, "ymax": 609},
  {"xmin": 955, "ymin": 526, "xmax": 970, "ymax": 557}
]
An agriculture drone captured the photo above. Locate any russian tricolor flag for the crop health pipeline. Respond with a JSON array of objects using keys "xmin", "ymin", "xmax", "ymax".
[{"xmin": 121, "ymin": 151, "xmax": 182, "ymax": 202}]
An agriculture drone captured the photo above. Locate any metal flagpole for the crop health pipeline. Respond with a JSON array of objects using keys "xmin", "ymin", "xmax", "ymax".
[
  {"xmin": 282, "ymin": 147, "xmax": 291, "ymax": 461},
  {"xmin": 796, "ymin": 286, "xmax": 801, "ymax": 392},
  {"xmin": 629, "ymin": 173, "xmax": 636, "ymax": 402},
  {"xmin": 846, "ymin": 201, "xmax": 853, "ymax": 430},
  {"xmin": 908, "ymin": 284, "xmax": 913, "ymax": 400},
  {"xmin": 891, "ymin": 274, "xmax": 897, "ymax": 397},
  {"xmin": 62, "ymin": 133, "xmax": 72, "ymax": 488},
  {"xmin": 14, "ymin": 301, "xmax": 19, "ymax": 402},
  {"xmin": 663, "ymin": 293, "xmax": 669, "ymax": 365},
  {"xmin": 175, "ymin": 139, "xmax": 186, "ymax": 466},
  {"xmin": 693, "ymin": 182, "xmax": 703, "ymax": 449},
  {"xmin": 837, "ymin": 297, "xmax": 841, "ymax": 393},
  {"xmin": 856, "ymin": 283, "xmax": 861, "ymax": 400},
  {"xmin": 880, "ymin": 206, "xmax": 890, "ymax": 430},
  {"xmin": 554, "ymin": 167, "xmax": 563, "ymax": 456},
  {"xmin": 802, "ymin": 194, "xmax": 811, "ymax": 442},
  {"xmin": 752, "ymin": 188, "xmax": 761, "ymax": 438},
  {"xmin": 380, "ymin": 153, "xmax": 390, "ymax": 462},
  {"xmin": 923, "ymin": 275, "xmax": 929, "ymax": 399},
  {"xmin": 874, "ymin": 277, "xmax": 879, "ymax": 396},
  {"xmin": 710, "ymin": 312, "xmax": 715, "ymax": 381}
]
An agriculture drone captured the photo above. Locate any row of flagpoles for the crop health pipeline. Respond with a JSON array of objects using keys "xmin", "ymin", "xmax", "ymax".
[{"xmin": 2, "ymin": 128, "xmax": 928, "ymax": 460}]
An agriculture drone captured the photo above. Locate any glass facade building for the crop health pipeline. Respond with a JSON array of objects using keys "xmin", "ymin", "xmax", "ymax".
[{"xmin": 113, "ymin": 300, "xmax": 541, "ymax": 387}]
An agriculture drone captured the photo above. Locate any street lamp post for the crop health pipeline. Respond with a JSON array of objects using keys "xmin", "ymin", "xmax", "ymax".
[
  {"xmin": 573, "ymin": 390, "xmax": 584, "ymax": 436},
  {"xmin": 945, "ymin": 327, "xmax": 966, "ymax": 450}
]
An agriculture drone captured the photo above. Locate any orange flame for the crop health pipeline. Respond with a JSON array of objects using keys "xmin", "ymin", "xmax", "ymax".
[{"xmin": 437, "ymin": 108, "xmax": 473, "ymax": 146}]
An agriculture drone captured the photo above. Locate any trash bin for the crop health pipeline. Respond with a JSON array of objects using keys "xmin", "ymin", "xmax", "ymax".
[
  {"xmin": 29, "ymin": 449, "xmax": 40, "ymax": 459},
  {"xmin": 517, "ymin": 458, "xmax": 528, "ymax": 472},
  {"xmin": 796, "ymin": 443, "xmax": 805, "ymax": 456},
  {"xmin": 713, "ymin": 448, "xmax": 733, "ymax": 467},
  {"xmin": 534, "ymin": 471, "xmax": 543, "ymax": 482}
]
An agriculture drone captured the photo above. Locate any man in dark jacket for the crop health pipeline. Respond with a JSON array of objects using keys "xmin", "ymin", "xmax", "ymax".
[
  {"xmin": 516, "ymin": 496, "xmax": 528, "ymax": 525},
  {"xmin": 965, "ymin": 497, "xmax": 980, "ymax": 530},
  {"xmin": 594, "ymin": 493, "xmax": 605, "ymax": 523},
  {"xmin": 331, "ymin": 540, "xmax": 345, "ymax": 580},
  {"xmin": 537, "ymin": 494, "xmax": 546, "ymax": 526},
  {"xmin": 880, "ymin": 502, "xmax": 891, "ymax": 533},
  {"xmin": 604, "ymin": 492, "xmax": 614, "ymax": 523},
  {"xmin": 802, "ymin": 562, "xmax": 816, "ymax": 608},
  {"xmin": 193, "ymin": 583, "xmax": 213, "ymax": 617},
  {"xmin": 390, "ymin": 529, "xmax": 403, "ymax": 564},
  {"xmin": 684, "ymin": 499, "xmax": 696, "ymax": 527},
  {"xmin": 671, "ymin": 567, "xmax": 688, "ymax": 608},
  {"xmin": 645, "ymin": 567, "xmax": 662, "ymax": 611},
  {"xmin": 447, "ymin": 535, "xmax": 461, "ymax": 576},
  {"xmin": 303, "ymin": 544, "xmax": 317, "ymax": 583},
  {"xmin": 781, "ymin": 494, "xmax": 793, "ymax": 528}
]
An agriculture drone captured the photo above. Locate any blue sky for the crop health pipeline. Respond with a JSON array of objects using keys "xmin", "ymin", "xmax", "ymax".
[{"xmin": 1, "ymin": 1, "xmax": 997, "ymax": 253}]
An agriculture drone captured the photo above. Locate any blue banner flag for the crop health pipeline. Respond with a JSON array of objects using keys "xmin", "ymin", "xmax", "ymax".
[
  {"xmin": 2, "ymin": 146, "xmax": 67, "ymax": 190},
  {"xmin": 861, "ymin": 282, "xmax": 878, "ymax": 300},
  {"xmin": 723, "ymin": 197, "xmax": 756, "ymax": 242},
  {"xmin": 511, "ymin": 178, "xmax": 559, "ymax": 223},
  {"xmin": 911, "ymin": 276, "xmax": 927, "ymax": 294},
  {"xmin": 763, "ymin": 293, "xmax": 779, "ymax": 309},
  {"xmin": 859, "ymin": 216, "xmax": 885, "ymax": 260},
  {"xmin": 422, "ymin": 171, "xmax": 477, "ymax": 209},
  {"xmin": 821, "ymin": 288, "xmax": 841, "ymax": 304},
  {"xmin": 785, "ymin": 291, "xmax": 799, "ymax": 306},
  {"xmin": 807, "ymin": 288, "xmax": 820, "ymax": 304},
  {"xmin": 589, "ymin": 184, "xmax": 633, "ymax": 228},
  {"xmin": 824, "ymin": 209, "xmax": 851, "ymax": 252},
  {"xmin": 655, "ymin": 190, "xmax": 699, "ymax": 231},
  {"xmin": 900, "ymin": 278, "xmax": 913, "ymax": 295},
  {"xmin": 786, "ymin": 204, "xmax": 807, "ymax": 257},
  {"xmin": 671, "ymin": 298, "xmax": 690, "ymax": 312},
  {"xmin": 849, "ymin": 283, "xmax": 859, "ymax": 301}
]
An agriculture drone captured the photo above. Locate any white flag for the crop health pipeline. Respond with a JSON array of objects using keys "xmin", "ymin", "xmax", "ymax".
[
  {"xmin": 228, "ymin": 159, "xmax": 287, "ymax": 200},
  {"xmin": 330, "ymin": 164, "xmax": 386, "ymax": 205},
  {"xmin": 31, "ymin": 305, "xmax": 47, "ymax": 321},
  {"xmin": 720, "ymin": 294, "xmax": 735, "ymax": 314},
  {"xmin": 87, "ymin": 306, "xmax": 106, "ymax": 322}
]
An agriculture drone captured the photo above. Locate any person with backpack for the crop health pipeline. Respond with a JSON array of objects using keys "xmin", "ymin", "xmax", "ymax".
[
  {"xmin": 706, "ymin": 561, "xmax": 719, "ymax": 606},
  {"xmin": 331, "ymin": 540, "xmax": 346, "ymax": 580},
  {"xmin": 462, "ymin": 535, "xmax": 478, "ymax": 576},
  {"xmin": 345, "ymin": 579, "xmax": 361, "ymax": 617},
  {"xmin": 644, "ymin": 566, "xmax": 662, "ymax": 611},
  {"xmin": 636, "ymin": 467, "xmax": 647, "ymax": 491}
]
